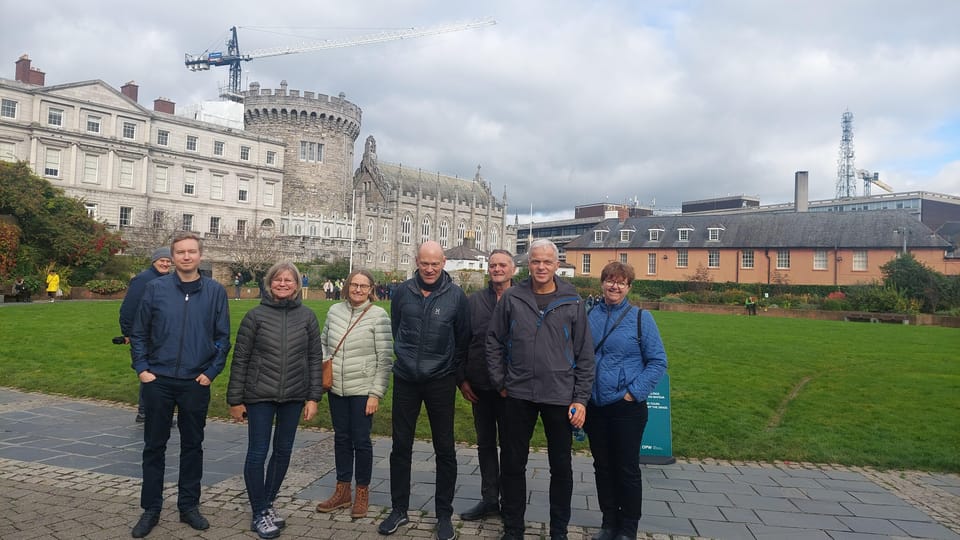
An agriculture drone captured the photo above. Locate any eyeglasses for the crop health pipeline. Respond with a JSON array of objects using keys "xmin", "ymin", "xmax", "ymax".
[
  {"xmin": 349, "ymin": 283, "xmax": 372, "ymax": 291},
  {"xmin": 603, "ymin": 280, "xmax": 629, "ymax": 289}
]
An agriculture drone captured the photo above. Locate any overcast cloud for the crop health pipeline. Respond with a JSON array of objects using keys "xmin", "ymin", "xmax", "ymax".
[{"xmin": 4, "ymin": 0, "xmax": 958, "ymax": 220}]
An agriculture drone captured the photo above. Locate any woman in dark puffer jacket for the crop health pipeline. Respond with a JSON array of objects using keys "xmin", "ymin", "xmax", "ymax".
[{"xmin": 228, "ymin": 261, "xmax": 323, "ymax": 539}]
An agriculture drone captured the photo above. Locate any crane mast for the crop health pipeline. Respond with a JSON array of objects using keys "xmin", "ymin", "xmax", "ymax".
[{"xmin": 185, "ymin": 18, "xmax": 496, "ymax": 99}]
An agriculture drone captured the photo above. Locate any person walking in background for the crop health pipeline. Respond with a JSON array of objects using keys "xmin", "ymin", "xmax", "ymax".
[
  {"xmin": 228, "ymin": 261, "xmax": 323, "ymax": 539},
  {"xmin": 13, "ymin": 277, "xmax": 31, "ymax": 302},
  {"xmin": 234, "ymin": 272, "xmax": 244, "ymax": 300},
  {"xmin": 45, "ymin": 268, "xmax": 60, "ymax": 302},
  {"xmin": 129, "ymin": 232, "xmax": 231, "ymax": 538},
  {"xmin": 378, "ymin": 241, "xmax": 470, "ymax": 540},
  {"xmin": 585, "ymin": 262, "xmax": 667, "ymax": 540},
  {"xmin": 486, "ymin": 239, "xmax": 595, "ymax": 540},
  {"xmin": 457, "ymin": 249, "xmax": 515, "ymax": 522},
  {"xmin": 323, "ymin": 278, "xmax": 334, "ymax": 300},
  {"xmin": 315, "ymin": 269, "xmax": 392, "ymax": 521},
  {"xmin": 301, "ymin": 273, "xmax": 310, "ymax": 299},
  {"xmin": 119, "ymin": 247, "xmax": 173, "ymax": 423}
]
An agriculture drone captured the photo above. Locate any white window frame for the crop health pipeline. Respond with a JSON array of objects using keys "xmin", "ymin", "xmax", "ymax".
[
  {"xmin": 367, "ymin": 218, "xmax": 375, "ymax": 241},
  {"xmin": 0, "ymin": 141, "xmax": 14, "ymax": 162},
  {"xmin": 708, "ymin": 249, "xmax": 720, "ymax": 268},
  {"xmin": 647, "ymin": 253, "xmax": 656, "ymax": 275},
  {"xmin": 420, "ymin": 216, "xmax": 431, "ymax": 244},
  {"xmin": 266, "ymin": 151, "xmax": 276, "ymax": 165},
  {"xmin": 118, "ymin": 159, "xmax": 135, "ymax": 188},
  {"xmin": 475, "ymin": 224, "xmax": 483, "ymax": 247},
  {"xmin": 777, "ymin": 249, "xmax": 790, "ymax": 269},
  {"xmin": 182, "ymin": 213, "xmax": 194, "ymax": 231},
  {"xmin": 0, "ymin": 98, "xmax": 17, "ymax": 119},
  {"xmin": 457, "ymin": 221, "xmax": 466, "ymax": 246},
  {"xmin": 381, "ymin": 222, "xmax": 389, "ymax": 243},
  {"xmin": 86, "ymin": 115, "xmax": 101, "ymax": 134},
  {"xmin": 213, "ymin": 141, "xmax": 224, "ymax": 156},
  {"xmin": 237, "ymin": 219, "xmax": 247, "ymax": 238},
  {"xmin": 119, "ymin": 206, "xmax": 133, "ymax": 227},
  {"xmin": 648, "ymin": 229, "xmax": 662, "ymax": 241},
  {"xmin": 594, "ymin": 230, "xmax": 607, "ymax": 242},
  {"xmin": 238, "ymin": 179, "xmax": 250, "ymax": 202},
  {"xmin": 676, "ymin": 248, "xmax": 688, "ymax": 268},
  {"xmin": 186, "ymin": 135, "xmax": 198, "ymax": 152},
  {"xmin": 47, "ymin": 107, "xmax": 64, "ymax": 127},
  {"xmin": 240, "ymin": 145, "xmax": 251, "ymax": 161},
  {"xmin": 183, "ymin": 169, "xmax": 197, "ymax": 196},
  {"xmin": 582, "ymin": 253, "xmax": 591, "ymax": 274},
  {"xmin": 853, "ymin": 250, "xmax": 868, "ymax": 271},
  {"xmin": 122, "ymin": 121, "xmax": 136, "ymax": 140},
  {"xmin": 678, "ymin": 228, "xmax": 692, "ymax": 241},
  {"xmin": 264, "ymin": 182, "xmax": 275, "ymax": 206},
  {"xmin": 157, "ymin": 129, "xmax": 169, "ymax": 146},
  {"xmin": 708, "ymin": 227, "xmax": 722, "ymax": 241},
  {"xmin": 209, "ymin": 216, "xmax": 221, "ymax": 236},
  {"xmin": 741, "ymin": 249, "xmax": 754, "ymax": 269},
  {"xmin": 299, "ymin": 141, "xmax": 323, "ymax": 162},
  {"xmin": 814, "ymin": 249, "xmax": 828, "ymax": 270},
  {"xmin": 621, "ymin": 230, "xmax": 632, "ymax": 242},
  {"xmin": 490, "ymin": 226, "xmax": 499, "ymax": 250},
  {"xmin": 154, "ymin": 166, "xmax": 168, "ymax": 193},
  {"xmin": 400, "ymin": 215, "xmax": 412, "ymax": 245},
  {"xmin": 82, "ymin": 153, "xmax": 99, "ymax": 184},
  {"xmin": 44, "ymin": 148, "xmax": 61, "ymax": 177},
  {"xmin": 210, "ymin": 173, "xmax": 224, "ymax": 200}
]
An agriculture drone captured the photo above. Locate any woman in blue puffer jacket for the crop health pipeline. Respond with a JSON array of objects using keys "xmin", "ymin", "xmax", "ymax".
[{"xmin": 585, "ymin": 261, "xmax": 667, "ymax": 540}]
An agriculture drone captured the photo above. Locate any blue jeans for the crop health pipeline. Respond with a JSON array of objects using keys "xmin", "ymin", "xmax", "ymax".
[
  {"xmin": 329, "ymin": 393, "xmax": 374, "ymax": 485},
  {"xmin": 584, "ymin": 399, "xmax": 648, "ymax": 528},
  {"xmin": 243, "ymin": 401, "xmax": 304, "ymax": 515},
  {"xmin": 389, "ymin": 374, "xmax": 457, "ymax": 518},
  {"xmin": 141, "ymin": 376, "xmax": 210, "ymax": 513}
]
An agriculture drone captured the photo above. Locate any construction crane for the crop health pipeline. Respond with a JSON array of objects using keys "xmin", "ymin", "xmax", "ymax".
[
  {"xmin": 858, "ymin": 169, "xmax": 893, "ymax": 196},
  {"xmin": 185, "ymin": 18, "xmax": 496, "ymax": 100}
]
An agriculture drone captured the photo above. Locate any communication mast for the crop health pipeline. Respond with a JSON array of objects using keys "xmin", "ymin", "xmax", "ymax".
[{"xmin": 836, "ymin": 109, "xmax": 857, "ymax": 199}]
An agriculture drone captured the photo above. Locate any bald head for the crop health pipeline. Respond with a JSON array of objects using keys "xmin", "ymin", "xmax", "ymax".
[{"xmin": 416, "ymin": 241, "xmax": 446, "ymax": 286}]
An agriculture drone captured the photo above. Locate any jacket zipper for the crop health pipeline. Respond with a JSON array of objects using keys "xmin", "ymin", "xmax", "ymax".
[{"xmin": 175, "ymin": 292, "xmax": 189, "ymax": 377}]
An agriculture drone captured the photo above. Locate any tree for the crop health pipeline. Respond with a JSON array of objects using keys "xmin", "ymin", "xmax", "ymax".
[
  {"xmin": 224, "ymin": 225, "xmax": 285, "ymax": 280},
  {"xmin": 0, "ymin": 161, "xmax": 125, "ymax": 283},
  {"xmin": 881, "ymin": 253, "xmax": 943, "ymax": 313},
  {"xmin": 0, "ymin": 220, "xmax": 19, "ymax": 278}
]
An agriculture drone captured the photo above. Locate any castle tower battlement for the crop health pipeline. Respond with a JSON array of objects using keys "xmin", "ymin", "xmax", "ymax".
[{"xmin": 242, "ymin": 81, "xmax": 361, "ymax": 216}]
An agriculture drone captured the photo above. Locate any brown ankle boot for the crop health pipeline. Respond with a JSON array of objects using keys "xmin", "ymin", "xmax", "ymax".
[
  {"xmin": 351, "ymin": 485, "xmax": 369, "ymax": 518},
  {"xmin": 316, "ymin": 481, "xmax": 352, "ymax": 512}
]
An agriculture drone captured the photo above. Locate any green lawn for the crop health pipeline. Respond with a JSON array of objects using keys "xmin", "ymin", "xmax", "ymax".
[{"xmin": 0, "ymin": 300, "xmax": 956, "ymax": 472}]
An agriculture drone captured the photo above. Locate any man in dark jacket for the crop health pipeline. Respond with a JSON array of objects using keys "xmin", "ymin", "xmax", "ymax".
[
  {"xmin": 458, "ymin": 249, "xmax": 515, "ymax": 522},
  {"xmin": 379, "ymin": 241, "xmax": 470, "ymax": 540},
  {"xmin": 119, "ymin": 247, "xmax": 172, "ymax": 423},
  {"xmin": 487, "ymin": 239, "xmax": 595, "ymax": 540},
  {"xmin": 129, "ymin": 232, "xmax": 231, "ymax": 538}
]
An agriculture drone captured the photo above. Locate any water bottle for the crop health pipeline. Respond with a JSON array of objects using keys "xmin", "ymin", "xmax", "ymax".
[{"xmin": 571, "ymin": 407, "xmax": 587, "ymax": 442}]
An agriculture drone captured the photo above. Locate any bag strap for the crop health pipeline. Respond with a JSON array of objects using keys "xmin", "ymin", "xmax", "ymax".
[
  {"xmin": 594, "ymin": 304, "xmax": 633, "ymax": 353},
  {"xmin": 327, "ymin": 304, "xmax": 373, "ymax": 360}
]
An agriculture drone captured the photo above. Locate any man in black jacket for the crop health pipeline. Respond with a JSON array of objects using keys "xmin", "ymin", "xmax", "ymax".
[
  {"xmin": 458, "ymin": 249, "xmax": 515, "ymax": 522},
  {"xmin": 379, "ymin": 241, "xmax": 470, "ymax": 540},
  {"xmin": 118, "ymin": 247, "xmax": 172, "ymax": 423}
]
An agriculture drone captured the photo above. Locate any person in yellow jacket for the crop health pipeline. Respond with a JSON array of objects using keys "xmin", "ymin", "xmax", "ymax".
[{"xmin": 45, "ymin": 269, "xmax": 60, "ymax": 303}]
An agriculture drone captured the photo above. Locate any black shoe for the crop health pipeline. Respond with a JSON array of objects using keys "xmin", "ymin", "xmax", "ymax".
[
  {"xmin": 131, "ymin": 511, "xmax": 159, "ymax": 538},
  {"xmin": 135, "ymin": 412, "xmax": 146, "ymax": 423},
  {"xmin": 460, "ymin": 500, "xmax": 499, "ymax": 521},
  {"xmin": 377, "ymin": 509, "xmax": 409, "ymax": 535},
  {"xmin": 436, "ymin": 515, "xmax": 457, "ymax": 540},
  {"xmin": 179, "ymin": 508, "xmax": 209, "ymax": 530},
  {"xmin": 592, "ymin": 529, "xmax": 617, "ymax": 540}
]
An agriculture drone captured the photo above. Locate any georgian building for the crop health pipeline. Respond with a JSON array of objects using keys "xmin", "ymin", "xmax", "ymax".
[
  {"xmin": 0, "ymin": 56, "xmax": 285, "ymax": 256},
  {"xmin": 564, "ymin": 210, "xmax": 958, "ymax": 286}
]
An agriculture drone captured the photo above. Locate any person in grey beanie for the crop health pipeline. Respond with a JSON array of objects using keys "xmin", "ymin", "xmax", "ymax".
[{"xmin": 119, "ymin": 247, "xmax": 173, "ymax": 423}]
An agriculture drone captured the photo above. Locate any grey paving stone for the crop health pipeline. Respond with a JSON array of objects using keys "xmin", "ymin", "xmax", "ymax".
[
  {"xmin": 827, "ymin": 532, "xmax": 898, "ymax": 540},
  {"xmin": 719, "ymin": 506, "xmax": 762, "ymax": 524},
  {"xmin": 646, "ymin": 477, "xmax": 695, "ymax": 491},
  {"xmin": 732, "ymin": 474, "xmax": 781, "ymax": 487},
  {"xmin": 637, "ymin": 514, "xmax": 698, "ymax": 536},
  {"xmin": 679, "ymin": 490, "xmax": 732, "ymax": 507},
  {"xmin": 755, "ymin": 509, "xmax": 849, "ymax": 531},
  {"xmin": 727, "ymin": 494, "xmax": 800, "ymax": 512},
  {"xmin": 824, "ymin": 470, "xmax": 869, "ymax": 481},
  {"xmin": 692, "ymin": 519, "xmax": 757, "ymax": 540},
  {"xmin": 890, "ymin": 519, "xmax": 960, "ymax": 540},
  {"xmin": 837, "ymin": 515, "xmax": 910, "ymax": 535},
  {"xmin": 774, "ymin": 476, "xmax": 826, "ymax": 489},
  {"xmin": 700, "ymin": 464, "xmax": 742, "ymax": 475},
  {"xmin": 663, "ymin": 469, "xmax": 732, "ymax": 483},
  {"xmin": 849, "ymin": 490, "xmax": 909, "ymax": 505},
  {"xmin": 817, "ymin": 479, "xmax": 888, "ymax": 493},
  {"xmin": 753, "ymin": 485, "xmax": 806, "ymax": 499},
  {"xmin": 802, "ymin": 487, "xmax": 860, "ymax": 502},
  {"xmin": 644, "ymin": 487, "xmax": 683, "ymax": 502},
  {"xmin": 668, "ymin": 501, "xmax": 725, "ymax": 520},
  {"xmin": 841, "ymin": 502, "xmax": 934, "ymax": 521},
  {"xmin": 641, "ymin": 499, "xmax": 672, "ymax": 517},
  {"xmin": 781, "ymin": 468, "xmax": 830, "ymax": 479},
  {"xmin": 788, "ymin": 498, "xmax": 853, "ymax": 516},
  {"xmin": 695, "ymin": 480, "xmax": 761, "ymax": 496},
  {"xmin": 748, "ymin": 523, "xmax": 832, "ymax": 539}
]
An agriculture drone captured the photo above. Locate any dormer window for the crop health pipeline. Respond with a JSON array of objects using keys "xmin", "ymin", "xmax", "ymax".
[
  {"xmin": 678, "ymin": 227, "xmax": 693, "ymax": 241},
  {"xmin": 708, "ymin": 226, "xmax": 725, "ymax": 241},
  {"xmin": 648, "ymin": 228, "xmax": 664, "ymax": 241},
  {"xmin": 594, "ymin": 230, "xmax": 608, "ymax": 242},
  {"xmin": 620, "ymin": 230, "xmax": 632, "ymax": 242}
]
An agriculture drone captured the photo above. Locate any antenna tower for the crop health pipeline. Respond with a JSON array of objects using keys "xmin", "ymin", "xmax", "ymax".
[{"xmin": 836, "ymin": 110, "xmax": 857, "ymax": 198}]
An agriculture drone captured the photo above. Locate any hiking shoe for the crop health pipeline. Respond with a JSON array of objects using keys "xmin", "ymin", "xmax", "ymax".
[
  {"xmin": 179, "ymin": 508, "xmax": 209, "ymax": 530},
  {"xmin": 436, "ymin": 515, "xmax": 457, "ymax": 540},
  {"xmin": 131, "ymin": 511, "xmax": 159, "ymax": 538},
  {"xmin": 251, "ymin": 511, "xmax": 280, "ymax": 539},
  {"xmin": 377, "ymin": 509, "xmax": 409, "ymax": 535},
  {"xmin": 135, "ymin": 412, "xmax": 146, "ymax": 423},
  {"xmin": 265, "ymin": 506, "xmax": 285, "ymax": 529}
]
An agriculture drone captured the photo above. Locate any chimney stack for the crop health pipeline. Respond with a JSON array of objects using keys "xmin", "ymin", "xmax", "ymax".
[
  {"xmin": 794, "ymin": 171, "xmax": 809, "ymax": 213},
  {"xmin": 15, "ymin": 54, "xmax": 45, "ymax": 85},
  {"xmin": 153, "ymin": 97, "xmax": 175, "ymax": 114},
  {"xmin": 121, "ymin": 81, "xmax": 139, "ymax": 102}
]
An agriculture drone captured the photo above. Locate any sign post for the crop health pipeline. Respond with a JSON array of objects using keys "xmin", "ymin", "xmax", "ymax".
[{"xmin": 639, "ymin": 373, "xmax": 675, "ymax": 465}]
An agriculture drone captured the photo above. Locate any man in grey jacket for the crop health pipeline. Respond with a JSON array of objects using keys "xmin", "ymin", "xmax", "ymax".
[{"xmin": 486, "ymin": 239, "xmax": 595, "ymax": 540}]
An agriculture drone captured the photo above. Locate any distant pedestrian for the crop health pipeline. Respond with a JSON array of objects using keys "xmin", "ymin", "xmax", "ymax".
[
  {"xmin": 13, "ymin": 277, "xmax": 31, "ymax": 302},
  {"xmin": 234, "ymin": 272, "xmax": 243, "ymax": 300},
  {"xmin": 301, "ymin": 273, "xmax": 310, "ymax": 299},
  {"xmin": 45, "ymin": 269, "xmax": 60, "ymax": 302}
]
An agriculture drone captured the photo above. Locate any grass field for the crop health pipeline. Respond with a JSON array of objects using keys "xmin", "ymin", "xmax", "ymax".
[{"xmin": 0, "ymin": 299, "xmax": 956, "ymax": 472}]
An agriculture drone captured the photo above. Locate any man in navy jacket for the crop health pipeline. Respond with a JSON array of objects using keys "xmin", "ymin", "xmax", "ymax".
[
  {"xmin": 129, "ymin": 232, "xmax": 231, "ymax": 538},
  {"xmin": 119, "ymin": 247, "xmax": 172, "ymax": 423}
]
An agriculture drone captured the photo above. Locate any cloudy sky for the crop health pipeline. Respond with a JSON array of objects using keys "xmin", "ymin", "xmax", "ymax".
[{"xmin": 4, "ymin": 0, "xmax": 959, "ymax": 220}]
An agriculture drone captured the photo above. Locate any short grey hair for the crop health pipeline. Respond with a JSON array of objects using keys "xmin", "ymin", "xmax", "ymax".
[
  {"xmin": 528, "ymin": 239, "xmax": 559, "ymax": 260},
  {"xmin": 264, "ymin": 261, "xmax": 302, "ymax": 300}
]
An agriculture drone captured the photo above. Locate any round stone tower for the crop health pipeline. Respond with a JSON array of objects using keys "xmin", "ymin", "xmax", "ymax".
[{"xmin": 242, "ymin": 81, "xmax": 362, "ymax": 215}]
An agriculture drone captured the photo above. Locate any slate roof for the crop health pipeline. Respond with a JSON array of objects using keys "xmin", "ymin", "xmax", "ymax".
[
  {"xmin": 564, "ymin": 210, "xmax": 952, "ymax": 251},
  {"xmin": 376, "ymin": 162, "xmax": 497, "ymax": 206}
]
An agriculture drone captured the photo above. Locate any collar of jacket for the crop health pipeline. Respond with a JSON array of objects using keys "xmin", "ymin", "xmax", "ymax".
[
  {"xmin": 173, "ymin": 272, "xmax": 203, "ymax": 291},
  {"xmin": 594, "ymin": 297, "xmax": 630, "ymax": 314},
  {"xmin": 407, "ymin": 270, "xmax": 451, "ymax": 295}
]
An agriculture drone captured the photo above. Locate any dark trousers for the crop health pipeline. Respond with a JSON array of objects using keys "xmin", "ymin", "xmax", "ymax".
[
  {"xmin": 243, "ymin": 401, "xmax": 304, "ymax": 515},
  {"xmin": 389, "ymin": 374, "xmax": 457, "ymax": 518},
  {"xmin": 584, "ymin": 399, "xmax": 649, "ymax": 529},
  {"xmin": 500, "ymin": 397, "xmax": 573, "ymax": 537},
  {"xmin": 329, "ymin": 393, "xmax": 374, "ymax": 485},
  {"xmin": 137, "ymin": 382, "xmax": 146, "ymax": 416},
  {"xmin": 471, "ymin": 388, "xmax": 505, "ymax": 505},
  {"xmin": 140, "ymin": 376, "xmax": 210, "ymax": 513}
]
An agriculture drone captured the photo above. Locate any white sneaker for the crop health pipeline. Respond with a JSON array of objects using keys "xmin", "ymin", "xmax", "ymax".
[{"xmin": 251, "ymin": 511, "xmax": 280, "ymax": 539}]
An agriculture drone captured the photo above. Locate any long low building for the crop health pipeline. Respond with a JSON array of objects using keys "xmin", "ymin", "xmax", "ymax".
[{"xmin": 563, "ymin": 210, "xmax": 957, "ymax": 287}]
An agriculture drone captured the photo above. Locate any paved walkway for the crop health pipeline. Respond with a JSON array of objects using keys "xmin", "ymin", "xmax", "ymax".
[{"xmin": 0, "ymin": 387, "xmax": 957, "ymax": 540}]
